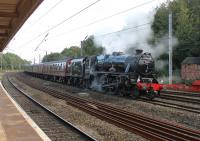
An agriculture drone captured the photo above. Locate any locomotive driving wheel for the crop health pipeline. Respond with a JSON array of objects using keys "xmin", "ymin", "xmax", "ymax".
[
  {"xmin": 118, "ymin": 85, "xmax": 126, "ymax": 96},
  {"xmin": 99, "ymin": 75, "xmax": 107, "ymax": 84},
  {"xmin": 98, "ymin": 75, "xmax": 108, "ymax": 92},
  {"xmin": 130, "ymin": 86, "xmax": 140, "ymax": 99},
  {"xmin": 146, "ymin": 87, "xmax": 155, "ymax": 100}
]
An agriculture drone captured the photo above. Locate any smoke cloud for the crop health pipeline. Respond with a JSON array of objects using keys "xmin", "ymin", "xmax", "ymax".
[{"xmin": 93, "ymin": 10, "xmax": 178, "ymax": 73}]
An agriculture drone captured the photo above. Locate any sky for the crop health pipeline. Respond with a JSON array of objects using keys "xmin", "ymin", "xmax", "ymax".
[{"xmin": 4, "ymin": 0, "xmax": 168, "ymax": 63}]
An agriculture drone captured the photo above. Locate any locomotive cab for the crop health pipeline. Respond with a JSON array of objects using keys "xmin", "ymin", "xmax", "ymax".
[{"xmin": 70, "ymin": 58, "xmax": 84, "ymax": 77}]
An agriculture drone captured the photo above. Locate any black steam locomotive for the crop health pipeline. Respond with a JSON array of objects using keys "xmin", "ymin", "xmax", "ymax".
[{"xmin": 24, "ymin": 49, "xmax": 162, "ymax": 100}]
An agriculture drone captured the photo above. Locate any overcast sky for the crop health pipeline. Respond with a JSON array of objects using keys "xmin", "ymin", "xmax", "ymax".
[{"xmin": 4, "ymin": 0, "xmax": 167, "ymax": 63}]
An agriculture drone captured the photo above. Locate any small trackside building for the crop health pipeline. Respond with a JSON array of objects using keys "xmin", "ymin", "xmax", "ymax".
[{"xmin": 181, "ymin": 57, "xmax": 200, "ymax": 80}]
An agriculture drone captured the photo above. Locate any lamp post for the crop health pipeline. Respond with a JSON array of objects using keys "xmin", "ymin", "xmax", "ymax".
[{"xmin": 168, "ymin": 12, "xmax": 173, "ymax": 84}]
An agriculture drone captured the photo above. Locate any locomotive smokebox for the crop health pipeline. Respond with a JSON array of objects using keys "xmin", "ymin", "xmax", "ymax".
[{"xmin": 136, "ymin": 49, "xmax": 143, "ymax": 55}]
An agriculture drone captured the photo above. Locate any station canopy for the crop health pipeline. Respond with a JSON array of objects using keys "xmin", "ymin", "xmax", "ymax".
[{"xmin": 0, "ymin": 0, "xmax": 43, "ymax": 51}]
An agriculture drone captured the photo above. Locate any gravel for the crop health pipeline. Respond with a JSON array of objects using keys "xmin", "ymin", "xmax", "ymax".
[
  {"xmin": 12, "ymin": 72, "xmax": 200, "ymax": 138},
  {"xmin": 19, "ymin": 73, "xmax": 200, "ymax": 130},
  {"xmin": 11, "ymin": 74, "xmax": 146, "ymax": 141}
]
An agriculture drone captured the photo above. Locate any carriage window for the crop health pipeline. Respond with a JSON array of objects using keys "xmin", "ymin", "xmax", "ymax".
[{"xmin": 72, "ymin": 61, "xmax": 82, "ymax": 74}]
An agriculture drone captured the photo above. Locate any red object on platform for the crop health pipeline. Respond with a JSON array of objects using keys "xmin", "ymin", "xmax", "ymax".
[
  {"xmin": 192, "ymin": 80, "xmax": 200, "ymax": 86},
  {"xmin": 162, "ymin": 80, "xmax": 200, "ymax": 93}
]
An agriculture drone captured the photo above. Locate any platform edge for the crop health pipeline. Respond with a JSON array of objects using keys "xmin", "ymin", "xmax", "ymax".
[{"xmin": 0, "ymin": 82, "xmax": 51, "ymax": 141}]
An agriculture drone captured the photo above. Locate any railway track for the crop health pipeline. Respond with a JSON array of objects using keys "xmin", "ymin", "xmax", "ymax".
[
  {"xmin": 141, "ymin": 99, "xmax": 200, "ymax": 114},
  {"xmin": 157, "ymin": 90, "xmax": 200, "ymax": 111},
  {"xmin": 19, "ymin": 72, "xmax": 200, "ymax": 114},
  {"xmin": 38, "ymin": 79, "xmax": 200, "ymax": 114},
  {"xmin": 139, "ymin": 90, "xmax": 200, "ymax": 114},
  {"xmin": 2, "ymin": 75, "xmax": 97, "ymax": 141},
  {"xmin": 162, "ymin": 90, "xmax": 200, "ymax": 97},
  {"xmin": 14, "ymin": 73, "xmax": 200, "ymax": 141},
  {"xmin": 160, "ymin": 93, "xmax": 200, "ymax": 105},
  {"xmin": 161, "ymin": 89, "xmax": 200, "ymax": 103},
  {"xmin": 17, "ymin": 72, "xmax": 200, "ymax": 114}
]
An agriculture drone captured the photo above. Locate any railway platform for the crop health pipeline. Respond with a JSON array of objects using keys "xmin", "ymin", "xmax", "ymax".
[{"xmin": 0, "ymin": 83, "xmax": 49, "ymax": 141}]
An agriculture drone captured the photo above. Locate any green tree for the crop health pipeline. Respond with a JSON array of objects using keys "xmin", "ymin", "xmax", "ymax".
[
  {"xmin": 151, "ymin": 3, "xmax": 169, "ymax": 39},
  {"xmin": 82, "ymin": 35, "xmax": 105, "ymax": 56},
  {"xmin": 42, "ymin": 35, "xmax": 105, "ymax": 61},
  {"xmin": 42, "ymin": 52, "xmax": 64, "ymax": 62},
  {"xmin": 151, "ymin": 0, "xmax": 200, "ymax": 70},
  {"xmin": 1, "ymin": 53, "xmax": 30, "ymax": 70},
  {"xmin": 61, "ymin": 46, "xmax": 81, "ymax": 57}
]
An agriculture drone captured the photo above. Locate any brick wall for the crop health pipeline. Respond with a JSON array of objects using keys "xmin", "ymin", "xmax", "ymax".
[{"xmin": 181, "ymin": 64, "xmax": 200, "ymax": 80}]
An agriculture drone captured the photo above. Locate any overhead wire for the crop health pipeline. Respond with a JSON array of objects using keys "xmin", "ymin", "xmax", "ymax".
[
  {"xmin": 21, "ymin": 0, "xmax": 64, "ymax": 33},
  {"xmin": 12, "ymin": 0, "xmax": 64, "ymax": 40},
  {"xmin": 34, "ymin": 33, "xmax": 49, "ymax": 51},
  {"xmin": 16, "ymin": 0, "xmax": 200, "ymax": 60},
  {"xmin": 46, "ymin": 0, "xmax": 101, "ymax": 34},
  {"xmin": 46, "ymin": 22, "xmax": 153, "ymax": 48},
  {"xmin": 12, "ymin": 0, "xmax": 199, "ymax": 53},
  {"xmin": 94, "ymin": 22, "xmax": 152, "ymax": 37},
  {"xmin": 16, "ymin": 0, "xmax": 101, "ymax": 49},
  {"xmin": 48, "ymin": 0, "xmax": 156, "ymax": 39},
  {"xmin": 30, "ymin": 0, "xmax": 64, "ymax": 27},
  {"xmin": 49, "ymin": 23, "xmax": 199, "ymax": 50}
]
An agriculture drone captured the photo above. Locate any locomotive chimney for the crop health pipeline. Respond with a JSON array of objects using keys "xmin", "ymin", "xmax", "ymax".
[{"xmin": 136, "ymin": 49, "xmax": 143, "ymax": 55}]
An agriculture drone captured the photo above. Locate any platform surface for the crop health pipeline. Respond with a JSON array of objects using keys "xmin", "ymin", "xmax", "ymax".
[{"xmin": 0, "ymin": 84, "xmax": 44, "ymax": 141}]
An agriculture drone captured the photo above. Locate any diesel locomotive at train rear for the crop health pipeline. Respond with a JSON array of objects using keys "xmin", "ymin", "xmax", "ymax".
[{"xmin": 23, "ymin": 49, "xmax": 162, "ymax": 100}]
